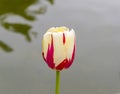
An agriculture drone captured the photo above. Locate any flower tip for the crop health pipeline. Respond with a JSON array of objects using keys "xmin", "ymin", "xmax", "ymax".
[{"xmin": 47, "ymin": 26, "xmax": 69, "ymax": 32}]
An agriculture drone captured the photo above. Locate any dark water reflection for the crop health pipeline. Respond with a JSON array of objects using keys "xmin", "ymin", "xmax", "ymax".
[
  {"xmin": 0, "ymin": 0, "xmax": 53, "ymax": 52},
  {"xmin": 0, "ymin": 40, "xmax": 13, "ymax": 52}
]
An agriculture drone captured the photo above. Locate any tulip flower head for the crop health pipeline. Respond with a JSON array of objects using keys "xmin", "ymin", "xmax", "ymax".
[{"xmin": 42, "ymin": 26, "xmax": 76, "ymax": 71}]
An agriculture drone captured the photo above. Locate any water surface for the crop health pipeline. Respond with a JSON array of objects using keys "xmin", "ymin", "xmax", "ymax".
[{"xmin": 0, "ymin": 0, "xmax": 120, "ymax": 94}]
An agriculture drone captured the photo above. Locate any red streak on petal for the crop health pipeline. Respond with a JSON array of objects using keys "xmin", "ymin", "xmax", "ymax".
[
  {"xmin": 56, "ymin": 59, "xmax": 68, "ymax": 71},
  {"xmin": 45, "ymin": 35, "xmax": 55, "ymax": 69},
  {"xmin": 42, "ymin": 52, "xmax": 46, "ymax": 62},
  {"xmin": 56, "ymin": 38, "xmax": 76, "ymax": 70},
  {"xmin": 65, "ymin": 42, "xmax": 76, "ymax": 69},
  {"xmin": 63, "ymin": 33, "xmax": 66, "ymax": 44}
]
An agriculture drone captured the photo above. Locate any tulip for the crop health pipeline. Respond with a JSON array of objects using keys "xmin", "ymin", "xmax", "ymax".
[
  {"xmin": 42, "ymin": 26, "xmax": 76, "ymax": 71},
  {"xmin": 42, "ymin": 26, "xmax": 76, "ymax": 94}
]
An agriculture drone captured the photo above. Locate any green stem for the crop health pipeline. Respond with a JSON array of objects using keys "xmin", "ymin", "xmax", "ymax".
[{"xmin": 55, "ymin": 71, "xmax": 60, "ymax": 94}]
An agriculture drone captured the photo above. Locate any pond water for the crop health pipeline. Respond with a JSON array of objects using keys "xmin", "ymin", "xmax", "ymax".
[{"xmin": 0, "ymin": 0, "xmax": 120, "ymax": 94}]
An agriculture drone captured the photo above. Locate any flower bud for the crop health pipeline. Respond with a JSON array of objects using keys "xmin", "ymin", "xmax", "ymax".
[{"xmin": 42, "ymin": 26, "xmax": 76, "ymax": 71}]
